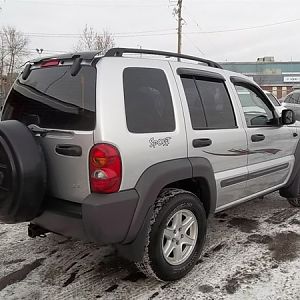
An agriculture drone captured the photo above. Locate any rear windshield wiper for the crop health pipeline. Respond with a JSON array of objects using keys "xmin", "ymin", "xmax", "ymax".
[{"xmin": 28, "ymin": 124, "xmax": 73, "ymax": 137}]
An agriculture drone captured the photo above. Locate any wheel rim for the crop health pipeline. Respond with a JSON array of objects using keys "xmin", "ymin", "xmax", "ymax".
[{"xmin": 161, "ymin": 209, "xmax": 198, "ymax": 266}]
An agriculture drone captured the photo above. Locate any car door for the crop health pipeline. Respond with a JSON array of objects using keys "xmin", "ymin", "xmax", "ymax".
[
  {"xmin": 232, "ymin": 78, "xmax": 298, "ymax": 196},
  {"xmin": 171, "ymin": 64, "xmax": 248, "ymax": 208}
]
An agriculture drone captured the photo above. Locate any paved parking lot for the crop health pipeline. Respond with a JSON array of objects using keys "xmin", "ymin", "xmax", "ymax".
[{"xmin": 0, "ymin": 192, "xmax": 299, "ymax": 300}]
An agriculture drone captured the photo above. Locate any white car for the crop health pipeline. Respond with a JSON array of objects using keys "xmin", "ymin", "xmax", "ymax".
[{"xmin": 263, "ymin": 90, "xmax": 285, "ymax": 115}]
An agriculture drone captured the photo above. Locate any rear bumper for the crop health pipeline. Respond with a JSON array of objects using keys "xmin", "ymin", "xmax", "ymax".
[{"xmin": 32, "ymin": 190, "xmax": 139, "ymax": 245}]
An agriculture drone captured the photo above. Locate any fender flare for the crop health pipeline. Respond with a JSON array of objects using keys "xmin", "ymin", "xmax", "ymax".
[
  {"xmin": 280, "ymin": 139, "xmax": 300, "ymax": 198},
  {"xmin": 117, "ymin": 157, "xmax": 216, "ymax": 261}
]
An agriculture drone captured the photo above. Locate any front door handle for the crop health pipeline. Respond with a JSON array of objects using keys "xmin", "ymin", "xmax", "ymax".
[
  {"xmin": 193, "ymin": 138, "xmax": 212, "ymax": 148},
  {"xmin": 55, "ymin": 144, "xmax": 82, "ymax": 156},
  {"xmin": 251, "ymin": 134, "xmax": 265, "ymax": 142}
]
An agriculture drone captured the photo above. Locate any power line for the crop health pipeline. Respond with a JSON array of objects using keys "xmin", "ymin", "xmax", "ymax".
[
  {"xmin": 0, "ymin": 17, "xmax": 297, "ymax": 41},
  {"xmin": 0, "ymin": 29, "xmax": 177, "ymax": 39},
  {"xmin": 1, "ymin": 47, "xmax": 68, "ymax": 54},
  {"xmin": 183, "ymin": 33, "xmax": 205, "ymax": 56},
  {"xmin": 14, "ymin": 0, "xmax": 169, "ymax": 7},
  {"xmin": 186, "ymin": 18, "xmax": 300, "ymax": 34}
]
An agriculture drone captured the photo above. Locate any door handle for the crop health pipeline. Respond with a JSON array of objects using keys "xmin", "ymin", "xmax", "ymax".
[
  {"xmin": 251, "ymin": 134, "xmax": 265, "ymax": 142},
  {"xmin": 192, "ymin": 138, "xmax": 212, "ymax": 148},
  {"xmin": 55, "ymin": 144, "xmax": 82, "ymax": 156}
]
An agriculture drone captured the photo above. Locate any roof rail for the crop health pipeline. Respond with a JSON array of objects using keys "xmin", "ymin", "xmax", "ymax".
[{"xmin": 105, "ymin": 48, "xmax": 223, "ymax": 69}]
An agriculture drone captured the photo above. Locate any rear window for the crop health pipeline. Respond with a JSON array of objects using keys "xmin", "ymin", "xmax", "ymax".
[
  {"xmin": 2, "ymin": 65, "xmax": 96, "ymax": 131},
  {"xmin": 123, "ymin": 67, "xmax": 175, "ymax": 133}
]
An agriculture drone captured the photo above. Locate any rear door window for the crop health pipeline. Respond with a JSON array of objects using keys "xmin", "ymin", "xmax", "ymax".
[
  {"xmin": 181, "ymin": 76, "xmax": 236, "ymax": 129},
  {"xmin": 123, "ymin": 67, "xmax": 175, "ymax": 133},
  {"xmin": 2, "ymin": 65, "xmax": 96, "ymax": 131},
  {"xmin": 181, "ymin": 77, "xmax": 206, "ymax": 129},
  {"xmin": 195, "ymin": 79, "xmax": 236, "ymax": 128}
]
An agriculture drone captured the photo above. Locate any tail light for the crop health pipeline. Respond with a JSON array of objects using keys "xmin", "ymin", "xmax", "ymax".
[
  {"xmin": 41, "ymin": 59, "xmax": 60, "ymax": 68},
  {"xmin": 89, "ymin": 144, "xmax": 122, "ymax": 193}
]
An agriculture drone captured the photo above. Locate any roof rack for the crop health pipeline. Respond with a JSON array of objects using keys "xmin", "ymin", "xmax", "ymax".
[{"xmin": 105, "ymin": 47, "xmax": 222, "ymax": 69}]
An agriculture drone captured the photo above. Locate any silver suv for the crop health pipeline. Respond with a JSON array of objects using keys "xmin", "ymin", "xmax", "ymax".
[{"xmin": 0, "ymin": 48, "xmax": 299, "ymax": 281}]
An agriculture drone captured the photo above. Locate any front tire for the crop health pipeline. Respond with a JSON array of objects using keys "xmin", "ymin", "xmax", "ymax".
[{"xmin": 136, "ymin": 188, "xmax": 207, "ymax": 281}]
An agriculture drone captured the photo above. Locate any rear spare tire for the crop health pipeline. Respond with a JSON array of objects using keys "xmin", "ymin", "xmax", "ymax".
[{"xmin": 0, "ymin": 120, "xmax": 46, "ymax": 223}]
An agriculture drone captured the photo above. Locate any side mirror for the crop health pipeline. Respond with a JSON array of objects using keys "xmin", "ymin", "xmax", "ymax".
[{"xmin": 282, "ymin": 109, "xmax": 295, "ymax": 125}]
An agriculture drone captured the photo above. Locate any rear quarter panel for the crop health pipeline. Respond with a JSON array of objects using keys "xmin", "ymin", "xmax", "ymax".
[{"xmin": 94, "ymin": 57, "xmax": 187, "ymax": 190}]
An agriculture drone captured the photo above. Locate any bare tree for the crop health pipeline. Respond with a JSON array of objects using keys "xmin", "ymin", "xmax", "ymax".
[
  {"xmin": 0, "ymin": 26, "xmax": 28, "ymax": 94},
  {"xmin": 0, "ymin": 32, "xmax": 8, "ymax": 96},
  {"xmin": 76, "ymin": 25, "xmax": 115, "ymax": 55},
  {"xmin": 3, "ymin": 26, "xmax": 28, "ymax": 77}
]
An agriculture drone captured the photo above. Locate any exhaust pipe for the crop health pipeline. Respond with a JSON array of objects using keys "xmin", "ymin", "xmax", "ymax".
[{"xmin": 28, "ymin": 223, "xmax": 49, "ymax": 238}]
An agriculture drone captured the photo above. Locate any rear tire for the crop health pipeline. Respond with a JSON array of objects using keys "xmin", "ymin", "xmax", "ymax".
[{"xmin": 136, "ymin": 188, "xmax": 207, "ymax": 281}]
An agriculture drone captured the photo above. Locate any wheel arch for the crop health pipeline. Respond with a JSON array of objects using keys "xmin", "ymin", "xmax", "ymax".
[
  {"xmin": 280, "ymin": 139, "xmax": 300, "ymax": 198},
  {"xmin": 117, "ymin": 157, "xmax": 216, "ymax": 261}
]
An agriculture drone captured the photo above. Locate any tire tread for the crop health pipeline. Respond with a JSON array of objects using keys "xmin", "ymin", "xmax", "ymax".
[{"xmin": 135, "ymin": 188, "xmax": 197, "ymax": 280}]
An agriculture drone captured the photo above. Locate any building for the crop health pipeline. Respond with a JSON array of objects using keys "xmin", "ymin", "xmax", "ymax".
[{"xmin": 221, "ymin": 57, "xmax": 300, "ymax": 99}]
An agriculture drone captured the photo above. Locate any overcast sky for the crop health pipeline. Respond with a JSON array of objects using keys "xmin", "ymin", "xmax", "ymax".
[{"xmin": 0, "ymin": 0, "xmax": 300, "ymax": 62}]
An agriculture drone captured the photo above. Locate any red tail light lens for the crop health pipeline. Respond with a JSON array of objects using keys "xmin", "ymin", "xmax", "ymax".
[
  {"xmin": 89, "ymin": 144, "xmax": 122, "ymax": 193},
  {"xmin": 41, "ymin": 59, "xmax": 60, "ymax": 68}
]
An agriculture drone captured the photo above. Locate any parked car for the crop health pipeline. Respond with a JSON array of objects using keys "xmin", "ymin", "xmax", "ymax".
[
  {"xmin": 0, "ymin": 48, "xmax": 299, "ymax": 281},
  {"xmin": 262, "ymin": 90, "xmax": 285, "ymax": 115},
  {"xmin": 281, "ymin": 90, "xmax": 300, "ymax": 120}
]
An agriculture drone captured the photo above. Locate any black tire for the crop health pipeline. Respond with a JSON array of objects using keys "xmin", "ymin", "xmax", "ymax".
[
  {"xmin": 0, "ymin": 120, "xmax": 47, "ymax": 223},
  {"xmin": 287, "ymin": 197, "xmax": 300, "ymax": 207},
  {"xmin": 136, "ymin": 188, "xmax": 207, "ymax": 281}
]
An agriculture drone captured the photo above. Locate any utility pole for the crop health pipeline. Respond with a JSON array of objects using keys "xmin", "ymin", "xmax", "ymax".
[{"xmin": 176, "ymin": 0, "xmax": 183, "ymax": 55}]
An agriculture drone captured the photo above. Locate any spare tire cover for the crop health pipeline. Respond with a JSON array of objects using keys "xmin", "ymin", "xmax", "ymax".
[{"xmin": 0, "ymin": 120, "xmax": 46, "ymax": 223}]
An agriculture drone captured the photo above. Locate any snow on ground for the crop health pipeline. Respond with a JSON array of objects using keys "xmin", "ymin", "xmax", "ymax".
[{"xmin": 0, "ymin": 192, "xmax": 300, "ymax": 300}]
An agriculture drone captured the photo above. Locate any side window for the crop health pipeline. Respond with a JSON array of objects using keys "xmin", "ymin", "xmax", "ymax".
[
  {"xmin": 285, "ymin": 95, "xmax": 293, "ymax": 104},
  {"xmin": 195, "ymin": 78, "xmax": 236, "ymax": 129},
  {"xmin": 235, "ymin": 85, "xmax": 274, "ymax": 127},
  {"xmin": 123, "ymin": 68, "xmax": 175, "ymax": 133},
  {"xmin": 293, "ymin": 93, "xmax": 300, "ymax": 105},
  {"xmin": 181, "ymin": 76, "xmax": 236, "ymax": 129},
  {"xmin": 181, "ymin": 77, "xmax": 206, "ymax": 129}
]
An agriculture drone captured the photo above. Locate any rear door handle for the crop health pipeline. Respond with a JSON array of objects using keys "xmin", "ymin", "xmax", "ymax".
[
  {"xmin": 192, "ymin": 138, "xmax": 212, "ymax": 148},
  {"xmin": 55, "ymin": 144, "xmax": 82, "ymax": 156},
  {"xmin": 251, "ymin": 134, "xmax": 265, "ymax": 142}
]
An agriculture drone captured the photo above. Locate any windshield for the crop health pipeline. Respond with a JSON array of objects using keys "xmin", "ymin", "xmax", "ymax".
[{"xmin": 2, "ymin": 65, "xmax": 96, "ymax": 131}]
